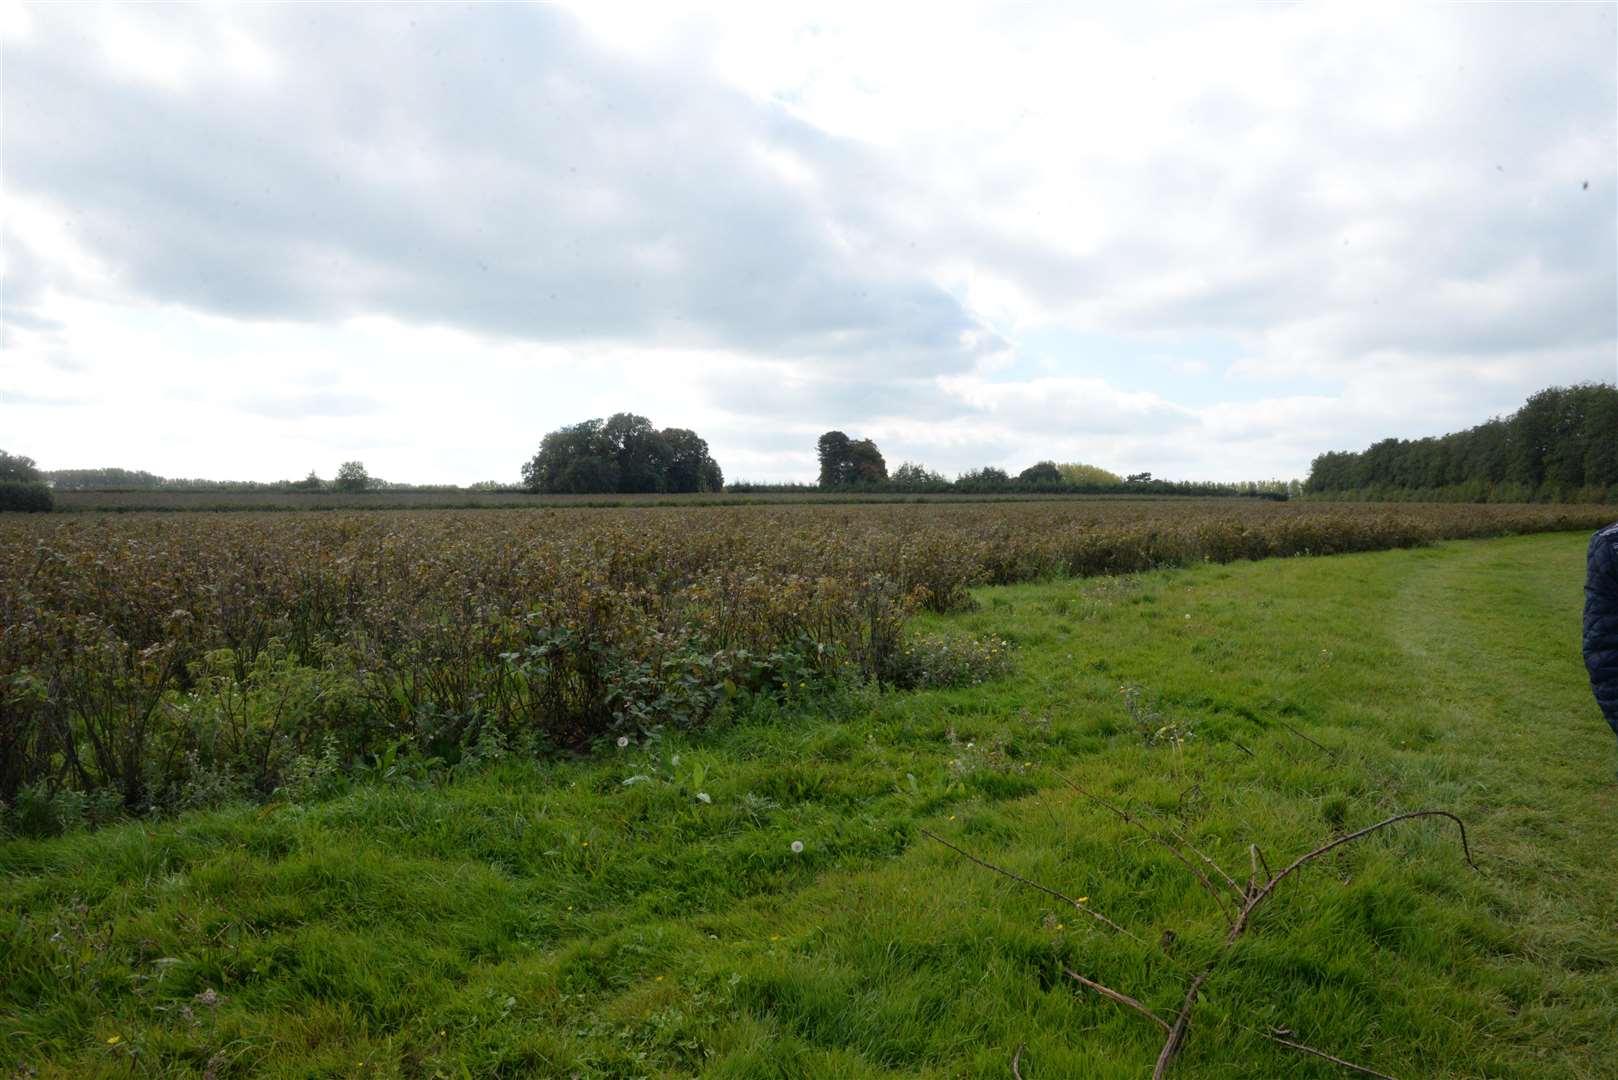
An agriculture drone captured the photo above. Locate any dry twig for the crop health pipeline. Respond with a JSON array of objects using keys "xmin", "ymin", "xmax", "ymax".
[
  {"xmin": 933, "ymin": 790, "xmax": 1476, "ymax": 1080},
  {"xmin": 1258, "ymin": 1029, "xmax": 1403, "ymax": 1079},
  {"xmin": 1149, "ymin": 809, "xmax": 1476, "ymax": 1077},
  {"xmin": 1063, "ymin": 968, "xmax": 1170, "ymax": 1034},
  {"xmin": 1058, "ymin": 777, "xmax": 1240, "ymax": 922},
  {"xmin": 1279, "ymin": 720, "xmax": 1334, "ymax": 756},
  {"xmin": 919, "ymin": 828, "xmax": 1144, "ymax": 943}
]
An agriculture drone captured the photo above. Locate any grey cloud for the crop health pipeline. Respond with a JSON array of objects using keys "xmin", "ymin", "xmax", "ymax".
[
  {"xmin": 3, "ymin": 5, "xmax": 994, "ymax": 376},
  {"xmin": 807, "ymin": 5, "xmax": 1615, "ymax": 379}
]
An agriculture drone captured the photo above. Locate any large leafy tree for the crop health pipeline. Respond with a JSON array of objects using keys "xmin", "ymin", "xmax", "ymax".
[
  {"xmin": 1017, "ymin": 460, "xmax": 1062, "ymax": 485},
  {"xmin": 816, "ymin": 432, "xmax": 886, "ymax": 487},
  {"xmin": 816, "ymin": 431, "xmax": 853, "ymax": 487},
  {"xmin": 662, "ymin": 428, "xmax": 723, "ymax": 493},
  {"xmin": 523, "ymin": 414, "xmax": 723, "ymax": 494},
  {"xmin": 846, "ymin": 439, "xmax": 887, "ymax": 484},
  {"xmin": 0, "ymin": 450, "xmax": 42, "ymax": 483},
  {"xmin": 1057, "ymin": 462, "xmax": 1123, "ymax": 486},
  {"xmin": 335, "ymin": 461, "xmax": 370, "ymax": 493},
  {"xmin": 605, "ymin": 413, "xmax": 673, "ymax": 494},
  {"xmin": 523, "ymin": 419, "xmax": 617, "ymax": 493}
]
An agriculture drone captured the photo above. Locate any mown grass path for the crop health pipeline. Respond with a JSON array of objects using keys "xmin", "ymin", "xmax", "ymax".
[{"xmin": 4, "ymin": 532, "xmax": 1615, "ymax": 1078}]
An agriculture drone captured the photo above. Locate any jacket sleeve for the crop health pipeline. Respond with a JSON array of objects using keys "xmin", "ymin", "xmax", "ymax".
[{"xmin": 1585, "ymin": 525, "xmax": 1618, "ymax": 735}]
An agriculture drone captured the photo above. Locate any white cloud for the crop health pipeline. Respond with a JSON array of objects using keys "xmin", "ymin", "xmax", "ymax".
[{"xmin": 1, "ymin": 2, "xmax": 1613, "ymax": 483}]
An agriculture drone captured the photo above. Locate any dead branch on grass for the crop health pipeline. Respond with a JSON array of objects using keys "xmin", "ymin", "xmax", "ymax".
[
  {"xmin": 918, "ymin": 828, "xmax": 1144, "ymax": 944},
  {"xmin": 1057, "ymin": 777, "xmax": 1241, "ymax": 922},
  {"xmin": 1279, "ymin": 720, "xmax": 1336, "ymax": 756},
  {"xmin": 1062, "ymin": 967, "xmax": 1171, "ymax": 1034},
  {"xmin": 1258, "ymin": 1029, "xmax": 1403, "ymax": 1080},
  {"xmin": 929, "ymin": 788, "xmax": 1475, "ymax": 1079}
]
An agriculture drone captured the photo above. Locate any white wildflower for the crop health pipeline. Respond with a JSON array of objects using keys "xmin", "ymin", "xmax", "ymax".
[{"xmin": 790, "ymin": 840, "xmax": 804, "ymax": 854}]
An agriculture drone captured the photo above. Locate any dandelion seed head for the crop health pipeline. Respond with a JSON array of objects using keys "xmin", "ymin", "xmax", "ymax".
[{"xmin": 790, "ymin": 840, "xmax": 804, "ymax": 853}]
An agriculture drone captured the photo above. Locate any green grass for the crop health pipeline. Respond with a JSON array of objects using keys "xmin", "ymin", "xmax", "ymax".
[{"xmin": 4, "ymin": 533, "xmax": 1615, "ymax": 1078}]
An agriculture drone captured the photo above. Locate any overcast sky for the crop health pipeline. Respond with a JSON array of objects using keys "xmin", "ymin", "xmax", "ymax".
[{"xmin": 2, "ymin": 2, "xmax": 1614, "ymax": 484}]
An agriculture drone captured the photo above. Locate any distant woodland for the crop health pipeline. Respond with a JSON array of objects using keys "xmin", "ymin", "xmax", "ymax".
[{"xmin": 1305, "ymin": 384, "xmax": 1618, "ymax": 503}]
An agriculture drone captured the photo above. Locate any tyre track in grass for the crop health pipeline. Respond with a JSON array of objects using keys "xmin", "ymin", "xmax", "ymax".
[{"xmin": 1388, "ymin": 534, "xmax": 1617, "ymax": 1077}]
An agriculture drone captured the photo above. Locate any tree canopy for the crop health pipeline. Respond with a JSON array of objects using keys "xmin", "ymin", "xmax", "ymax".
[
  {"xmin": 335, "ymin": 461, "xmax": 371, "ymax": 493},
  {"xmin": 956, "ymin": 466, "xmax": 1011, "ymax": 490},
  {"xmin": 1305, "ymin": 384, "xmax": 1618, "ymax": 501},
  {"xmin": 889, "ymin": 461, "xmax": 948, "ymax": 490},
  {"xmin": 0, "ymin": 450, "xmax": 42, "ymax": 484},
  {"xmin": 522, "ymin": 413, "xmax": 723, "ymax": 494},
  {"xmin": 1057, "ymin": 462, "xmax": 1123, "ymax": 486},
  {"xmin": 816, "ymin": 431, "xmax": 887, "ymax": 487},
  {"xmin": 1017, "ymin": 460, "xmax": 1062, "ymax": 485}
]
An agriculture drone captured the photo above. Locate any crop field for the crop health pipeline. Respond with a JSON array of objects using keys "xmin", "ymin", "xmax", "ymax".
[{"xmin": 1, "ymin": 499, "xmax": 1612, "ymax": 825}]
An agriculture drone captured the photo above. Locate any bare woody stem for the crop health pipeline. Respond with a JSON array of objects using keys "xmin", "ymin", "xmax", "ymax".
[
  {"xmin": 1259, "ymin": 1030, "xmax": 1403, "ymax": 1080},
  {"xmin": 1152, "ymin": 809, "xmax": 1477, "ymax": 1078},
  {"xmin": 1058, "ymin": 777, "xmax": 1241, "ymax": 921},
  {"xmin": 939, "ymin": 803, "xmax": 1474, "ymax": 1080},
  {"xmin": 1063, "ymin": 968, "xmax": 1171, "ymax": 1034},
  {"xmin": 1253, "ymin": 810, "xmax": 1478, "ymax": 912},
  {"xmin": 919, "ymin": 828, "xmax": 1144, "ymax": 944}
]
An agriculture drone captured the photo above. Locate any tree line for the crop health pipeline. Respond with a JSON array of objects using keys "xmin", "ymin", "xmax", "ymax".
[
  {"xmin": 726, "ymin": 430, "xmax": 1292, "ymax": 498},
  {"xmin": 1304, "ymin": 383, "xmax": 1618, "ymax": 502},
  {"xmin": 5, "ymin": 415, "xmax": 1307, "ymax": 512},
  {"xmin": 35, "ymin": 462, "xmax": 492, "ymax": 495}
]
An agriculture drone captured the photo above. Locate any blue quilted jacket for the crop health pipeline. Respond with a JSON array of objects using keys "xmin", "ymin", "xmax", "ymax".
[{"xmin": 1586, "ymin": 522, "xmax": 1618, "ymax": 737}]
